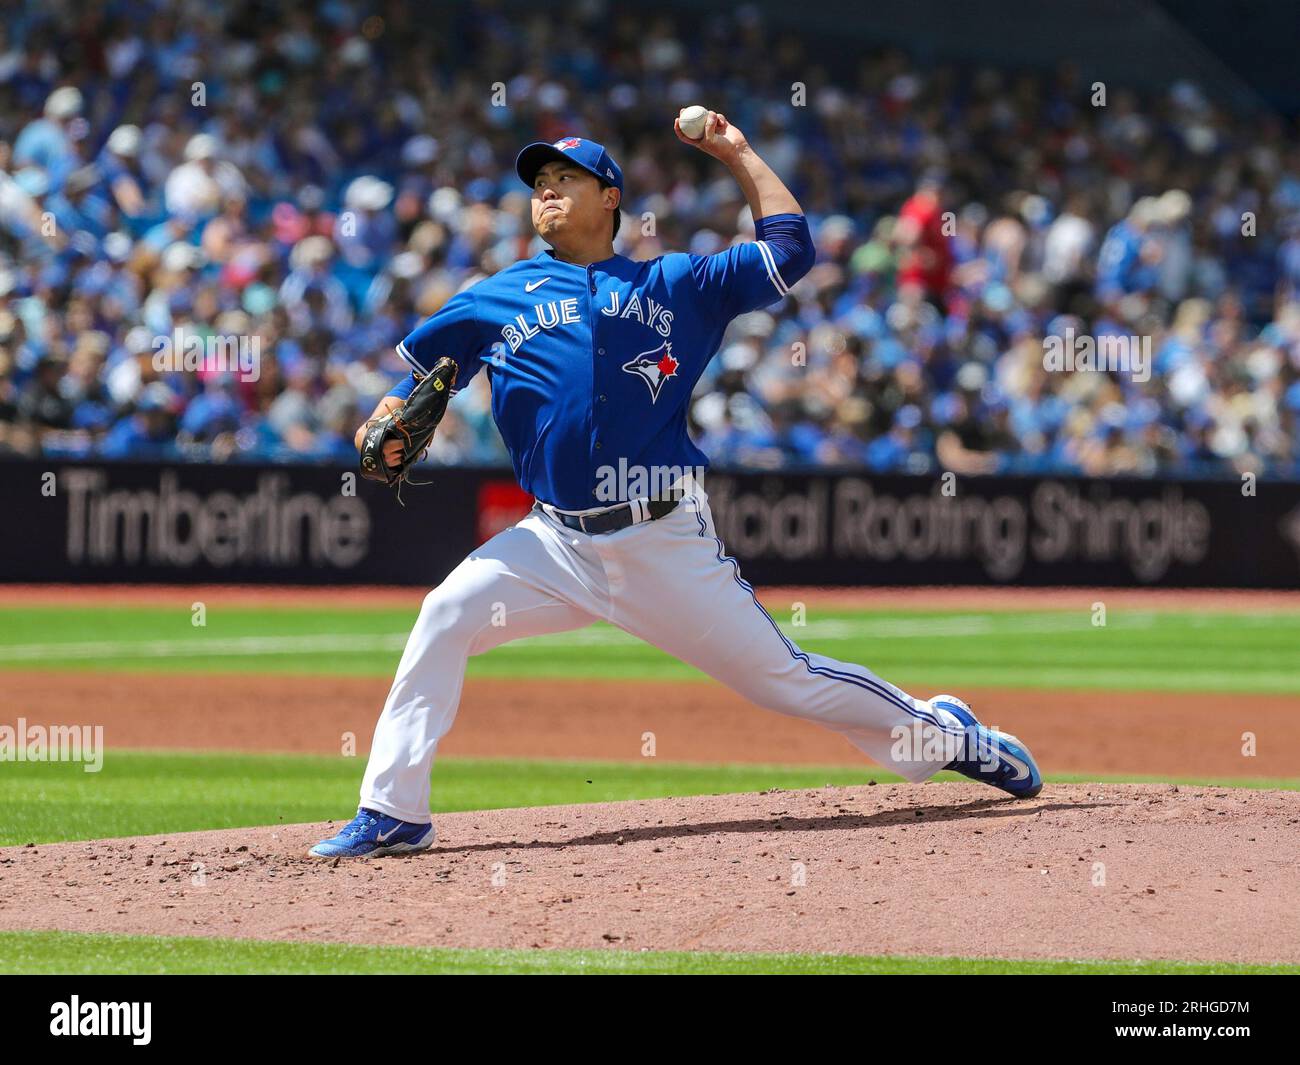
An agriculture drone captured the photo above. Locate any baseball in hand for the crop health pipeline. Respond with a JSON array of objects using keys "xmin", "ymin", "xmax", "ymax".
[{"xmin": 677, "ymin": 105, "xmax": 708, "ymax": 140}]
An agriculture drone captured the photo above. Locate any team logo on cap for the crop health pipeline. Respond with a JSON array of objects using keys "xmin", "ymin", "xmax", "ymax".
[
  {"xmin": 555, "ymin": 138, "xmax": 582, "ymax": 150},
  {"xmin": 622, "ymin": 341, "xmax": 679, "ymax": 403}
]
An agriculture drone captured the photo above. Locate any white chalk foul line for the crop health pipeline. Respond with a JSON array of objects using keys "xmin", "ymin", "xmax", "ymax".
[
  {"xmin": 0, "ymin": 632, "xmax": 411, "ymax": 662},
  {"xmin": 0, "ymin": 612, "xmax": 1157, "ymax": 662}
]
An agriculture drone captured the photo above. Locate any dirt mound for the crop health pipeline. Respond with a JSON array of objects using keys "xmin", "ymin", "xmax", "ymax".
[{"xmin": 2, "ymin": 783, "xmax": 1296, "ymax": 964}]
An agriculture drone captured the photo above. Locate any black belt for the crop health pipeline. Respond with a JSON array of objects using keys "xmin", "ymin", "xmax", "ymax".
[{"xmin": 541, "ymin": 495, "xmax": 683, "ymax": 535}]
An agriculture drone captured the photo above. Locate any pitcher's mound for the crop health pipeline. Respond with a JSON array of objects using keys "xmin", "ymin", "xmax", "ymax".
[{"xmin": 2, "ymin": 783, "xmax": 1297, "ymax": 964}]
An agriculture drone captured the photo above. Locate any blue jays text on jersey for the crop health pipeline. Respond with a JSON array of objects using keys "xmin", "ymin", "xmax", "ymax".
[{"xmin": 386, "ymin": 213, "xmax": 815, "ymax": 510}]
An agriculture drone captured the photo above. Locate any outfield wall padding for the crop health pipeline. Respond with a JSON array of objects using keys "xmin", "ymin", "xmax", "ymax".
[{"xmin": 0, "ymin": 460, "xmax": 1296, "ymax": 588}]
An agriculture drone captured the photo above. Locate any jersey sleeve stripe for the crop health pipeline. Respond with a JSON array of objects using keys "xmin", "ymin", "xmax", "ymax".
[
  {"xmin": 754, "ymin": 240, "xmax": 790, "ymax": 296},
  {"xmin": 398, "ymin": 342, "xmax": 465, "ymax": 396},
  {"xmin": 396, "ymin": 341, "xmax": 428, "ymax": 374}
]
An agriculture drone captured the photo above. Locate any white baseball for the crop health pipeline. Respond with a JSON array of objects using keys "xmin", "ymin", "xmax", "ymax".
[{"xmin": 678, "ymin": 105, "xmax": 708, "ymax": 140}]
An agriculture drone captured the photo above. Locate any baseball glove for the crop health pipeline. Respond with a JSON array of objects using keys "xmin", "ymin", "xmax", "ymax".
[{"xmin": 359, "ymin": 356, "xmax": 458, "ymax": 496}]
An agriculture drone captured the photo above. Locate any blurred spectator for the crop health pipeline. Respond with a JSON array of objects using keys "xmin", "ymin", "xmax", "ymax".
[
  {"xmin": 18, "ymin": 355, "xmax": 73, "ymax": 430},
  {"xmin": 12, "ymin": 87, "xmax": 83, "ymax": 194},
  {"xmin": 101, "ymin": 382, "xmax": 179, "ymax": 458},
  {"xmin": 894, "ymin": 173, "xmax": 954, "ymax": 307}
]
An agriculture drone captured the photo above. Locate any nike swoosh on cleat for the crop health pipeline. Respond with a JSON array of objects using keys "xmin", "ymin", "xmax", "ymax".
[
  {"xmin": 992, "ymin": 735, "xmax": 1031, "ymax": 781},
  {"xmin": 524, "ymin": 277, "xmax": 551, "ymax": 292},
  {"xmin": 375, "ymin": 825, "xmax": 402, "ymax": 842}
]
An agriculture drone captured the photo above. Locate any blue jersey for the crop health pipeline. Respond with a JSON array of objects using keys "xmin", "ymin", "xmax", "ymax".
[{"xmin": 390, "ymin": 213, "xmax": 814, "ymax": 510}]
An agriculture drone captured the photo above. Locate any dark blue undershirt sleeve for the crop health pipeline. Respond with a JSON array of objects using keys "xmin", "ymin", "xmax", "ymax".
[
  {"xmin": 752, "ymin": 213, "xmax": 816, "ymax": 284},
  {"xmin": 384, "ymin": 372, "xmax": 418, "ymax": 401}
]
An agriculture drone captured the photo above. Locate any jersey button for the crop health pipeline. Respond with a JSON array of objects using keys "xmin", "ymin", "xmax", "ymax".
[
  {"xmin": 599, "ymin": 394, "xmax": 607, "ymax": 402},
  {"xmin": 595, "ymin": 441, "xmax": 603, "ymax": 450},
  {"xmin": 597, "ymin": 348, "xmax": 605, "ymax": 355}
]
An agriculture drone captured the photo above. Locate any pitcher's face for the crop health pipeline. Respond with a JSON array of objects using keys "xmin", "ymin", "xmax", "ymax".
[{"xmin": 531, "ymin": 161, "xmax": 618, "ymax": 245}]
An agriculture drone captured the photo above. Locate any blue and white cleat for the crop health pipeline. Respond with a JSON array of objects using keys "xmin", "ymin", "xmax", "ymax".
[
  {"xmin": 308, "ymin": 808, "xmax": 436, "ymax": 859},
  {"xmin": 931, "ymin": 694, "xmax": 1043, "ymax": 799}
]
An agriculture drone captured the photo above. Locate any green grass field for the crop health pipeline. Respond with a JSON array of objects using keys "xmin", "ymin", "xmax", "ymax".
[
  {"xmin": 2, "ymin": 600, "xmax": 1297, "ymax": 974},
  {"xmin": 2, "ymin": 604, "xmax": 1298, "ymax": 692},
  {"xmin": 2, "ymin": 930, "xmax": 1293, "ymax": 975}
]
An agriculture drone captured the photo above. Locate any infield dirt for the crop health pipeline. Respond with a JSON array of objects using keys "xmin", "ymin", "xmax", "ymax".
[
  {"xmin": 4, "ymin": 671, "xmax": 1297, "ymax": 779},
  {"xmin": 2, "ymin": 783, "xmax": 1297, "ymax": 964}
]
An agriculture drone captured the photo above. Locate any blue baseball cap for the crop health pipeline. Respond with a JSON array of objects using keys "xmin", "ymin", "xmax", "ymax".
[{"xmin": 515, "ymin": 136, "xmax": 623, "ymax": 192}]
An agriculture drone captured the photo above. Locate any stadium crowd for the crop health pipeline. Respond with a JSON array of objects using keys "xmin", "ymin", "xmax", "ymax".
[{"xmin": 2, "ymin": 0, "xmax": 1298, "ymax": 479}]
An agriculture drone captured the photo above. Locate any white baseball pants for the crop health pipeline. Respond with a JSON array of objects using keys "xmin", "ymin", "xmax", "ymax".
[{"xmin": 360, "ymin": 484, "xmax": 965, "ymax": 823}]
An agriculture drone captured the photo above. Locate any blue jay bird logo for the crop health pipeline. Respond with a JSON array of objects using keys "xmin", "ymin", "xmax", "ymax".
[{"xmin": 621, "ymin": 341, "xmax": 679, "ymax": 403}]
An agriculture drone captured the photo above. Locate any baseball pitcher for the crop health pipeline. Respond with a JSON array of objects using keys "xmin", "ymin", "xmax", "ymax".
[{"xmin": 311, "ymin": 112, "xmax": 1042, "ymax": 858}]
